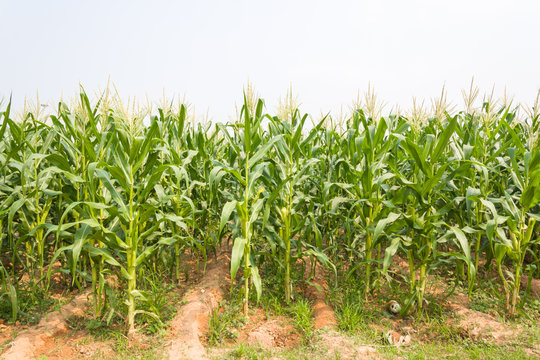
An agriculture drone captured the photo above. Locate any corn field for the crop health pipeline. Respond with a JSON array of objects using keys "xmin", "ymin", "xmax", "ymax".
[{"xmin": 0, "ymin": 88, "xmax": 539, "ymax": 336}]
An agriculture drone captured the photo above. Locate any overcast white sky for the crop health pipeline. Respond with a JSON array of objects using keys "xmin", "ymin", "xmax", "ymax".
[{"xmin": 1, "ymin": 0, "xmax": 539, "ymax": 121}]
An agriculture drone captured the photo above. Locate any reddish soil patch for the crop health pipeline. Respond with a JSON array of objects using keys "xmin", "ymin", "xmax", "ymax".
[
  {"xmin": 0, "ymin": 321, "xmax": 24, "ymax": 354},
  {"xmin": 205, "ymin": 304, "xmax": 302, "ymax": 359},
  {"xmin": 447, "ymin": 293, "xmax": 522, "ymax": 342},
  {"xmin": 234, "ymin": 308, "xmax": 300, "ymax": 349},
  {"xmin": 304, "ymin": 261, "xmax": 337, "ymax": 330},
  {"xmin": 246, "ymin": 317, "xmax": 299, "ymax": 349},
  {"xmin": 304, "ymin": 261, "xmax": 379, "ymax": 359},
  {"xmin": 1, "ymin": 291, "xmax": 90, "ymax": 360},
  {"xmin": 167, "ymin": 247, "xmax": 231, "ymax": 360}
]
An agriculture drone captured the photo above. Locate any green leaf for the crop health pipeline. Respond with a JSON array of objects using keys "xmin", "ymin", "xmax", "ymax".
[
  {"xmin": 383, "ymin": 237, "xmax": 401, "ymax": 274},
  {"xmin": 404, "ymin": 141, "xmax": 427, "ymax": 176},
  {"xmin": 373, "ymin": 212, "xmax": 401, "ymax": 243},
  {"xmin": 248, "ymin": 135, "xmax": 283, "ymax": 168},
  {"xmin": 219, "ymin": 200, "xmax": 237, "ymax": 237},
  {"xmin": 449, "ymin": 226, "xmax": 471, "ymax": 262},
  {"xmin": 95, "ymin": 168, "xmax": 128, "ymax": 216},
  {"xmin": 230, "ymin": 237, "xmax": 247, "ymax": 283},
  {"xmin": 250, "ymin": 262, "xmax": 262, "ymax": 302},
  {"xmin": 85, "ymin": 246, "xmax": 130, "ymax": 280},
  {"xmin": 432, "ymin": 115, "xmax": 457, "ymax": 164},
  {"xmin": 135, "ymin": 245, "xmax": 157, "ymax": 267},
  {"xmin": 248, "ymin": 198, "xmax": 265, "ymax": 227}
]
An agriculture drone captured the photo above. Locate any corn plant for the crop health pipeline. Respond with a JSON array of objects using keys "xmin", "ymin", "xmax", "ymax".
[
  {"xmin": 216, "ymin": 97, "xmax": 282, "ymax": 317},
  {"xmin": 498, "ymin": 143, "xmax": 540, "ymax": 314},
  {"xmin": 341, "ymin": 110, "xmax": 405, "ymax": 296},
  {"xmin": 1, "ymin": 87, "xmax": 539, "ymax": 328},
  {"xmin": 264, "ymin": 109, "xmax": 321, "ymax": 302},
  {"xmin": 385, "ymin": 115, "xmax": 462, "ymax": 315},
  {"xmin": 49, "ymin": 105, "xmax": 194, "ymax": 334},
  {"xmin": 0, "ymin": 105, "xmax": 17, "ymax": 319}
]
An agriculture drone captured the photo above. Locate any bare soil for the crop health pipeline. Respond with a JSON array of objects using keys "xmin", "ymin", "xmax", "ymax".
[
  {"xmin": 447, "ymin": 292, "xmax": 522, "ymax": 342},
  {"xmin": 0, "ymin": 249, "xmax": 537, "ymax": 359},
  {"xmin": 166, "ymin": 248, "xmax": 231, "ymax": 360},
  {"xmin": 1, "ymin": 291, "xmax": 89, "ymax": 360},
  {"xmin": 319, "ymin": 331, "xmax": 379, "ymax": 360},
  {"xmin": 244, "ymin": 316, "xmax": 299, "ymax": 349},
  {"xmin": 231, "ymin": 308, "xmax": 301, "ymax": 348},
  {"xmin": 0, "ymin": 321, "xmax": 23, "ymax": 355},
  {"xmin": 304, "ymin": 261, "xmax": 337, "ymax": 330},
  {"xmin": 306, "ymin": 262, "xmax": 379, "ymax": 359}
]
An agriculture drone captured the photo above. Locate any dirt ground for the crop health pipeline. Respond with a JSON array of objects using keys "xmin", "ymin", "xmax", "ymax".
[
  {"xmin": 1, "ymin": 291, "xmax": 90, "ymax": 360},
  {"xmin": 1, "ymin": 249, "xmax": 538, "ymax": 360},
  {"xmin": 167, "ymin": 248, "xmax": 231, "ymax": 360}
]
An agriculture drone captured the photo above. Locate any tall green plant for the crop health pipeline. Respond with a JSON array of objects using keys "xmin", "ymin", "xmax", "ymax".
[
  {"xmin": 385, "ymin": 115, "xmax": 464, "ymax": 315},
  {"xmin": 264, "ymin": 110, "xmax": 321, "ymax": 302},
  {"xmin": 216, "ymin": 96, "xmax": 281, "ymax": 317}
]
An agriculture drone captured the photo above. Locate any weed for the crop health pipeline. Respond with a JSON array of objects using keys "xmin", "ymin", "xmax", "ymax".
[
  {"xmin": 288, "ymin": 298, "xmax": 314, "ymax": 344},
  {"xmin": 336, "ymin": 299, "xmax": 363, "ymax": 333},
  {"xmin": 208, "ymin": 300, "xmax": 245, "ymax": 345},
  {"xmin": 226, "ymin": 343, "xmax": 269, "ymax": 360}
]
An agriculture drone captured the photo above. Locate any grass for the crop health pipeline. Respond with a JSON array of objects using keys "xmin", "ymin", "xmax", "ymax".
[
  {"xmin": 208, "ymin": 300, "xmax": 245, "ymax": 345},
  {"xmin": 288, "ymin": 298, "xmax": 314, "ymax": 344},
  {"xmin": 324, "ymin": 272, "xmax": 540, "ymax": 359},
  {"xmin": 225, "ymin": 343, "xmax": 270, "ymax": 360},
  {"xmin": 375, "ymin": 343, "xmax": 535, "ymax": 360},
  {"xmin": 0, "ymin": 282, "xmax": 62, "ymax": 324},
  {"xmin": 217, "ymin": 339, "xmax": 538, "ymax": 360}
]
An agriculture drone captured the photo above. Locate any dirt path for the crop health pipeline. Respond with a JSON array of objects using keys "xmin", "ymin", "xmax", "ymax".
[
  {"xmin": 305, "ymin": 261, "xmax": 378, "ymax": 359},
  {"xmin": 1, "ymin": 291, "xmax": 89, "ymax": 360},
  {"xmin": 167, "ymin": 248, "xmax": 230, "ymax": 360},
  {"xmin": 304, "ymin": 260, "xmax": 337, "ymax": 330}
]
